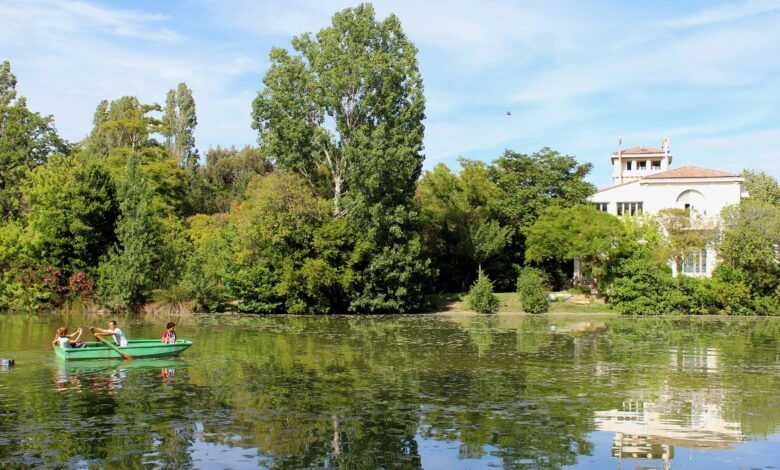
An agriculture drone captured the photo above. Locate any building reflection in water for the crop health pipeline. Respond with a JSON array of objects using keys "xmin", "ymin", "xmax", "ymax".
[{"xmin": 595, "ymin": 347, "xmax": 742, "ymax": 469}]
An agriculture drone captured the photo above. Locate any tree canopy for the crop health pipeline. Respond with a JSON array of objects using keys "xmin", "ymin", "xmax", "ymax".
[{"xmin": 252, "ymin": 3, "xmax": 425, "ymax": 219}]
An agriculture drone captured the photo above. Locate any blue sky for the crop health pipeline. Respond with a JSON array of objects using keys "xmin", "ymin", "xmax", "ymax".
[{"xmin": 1, "ymin": 0, "xmax": 779, "ymax": 187}]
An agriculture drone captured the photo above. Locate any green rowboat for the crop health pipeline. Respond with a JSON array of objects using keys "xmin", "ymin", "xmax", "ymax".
[{"xmin": 54, "ymin": 340, "xmax": 192, "ymax": 360}]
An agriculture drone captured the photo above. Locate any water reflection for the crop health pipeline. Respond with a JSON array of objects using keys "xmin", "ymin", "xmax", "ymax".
[
  {"xmin": 595, "ymin": 345, "xmax": 750, "ymax": 469},
  {"xmin": 52, "ymin": 358, "xmax": 187, "ymax": 393},
  {"xmin": 0, "ymin": 315, "xmax": 779, "ymax": 469}
]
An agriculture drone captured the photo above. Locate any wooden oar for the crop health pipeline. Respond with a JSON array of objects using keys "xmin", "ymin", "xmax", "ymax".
[{"xmin": 91, "ymin": 328, "xmax": 133, "ymax": 361}]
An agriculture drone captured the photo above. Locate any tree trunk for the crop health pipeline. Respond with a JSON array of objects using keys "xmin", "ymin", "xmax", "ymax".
[{"xmin": 333, "ymin": 171, "xmax": 344, "ymax": 217}]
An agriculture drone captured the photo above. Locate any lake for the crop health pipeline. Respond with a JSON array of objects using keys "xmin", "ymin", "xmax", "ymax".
[{"xmin": 1, "ymin": 313, "xmax": 779, "ymax": 469}]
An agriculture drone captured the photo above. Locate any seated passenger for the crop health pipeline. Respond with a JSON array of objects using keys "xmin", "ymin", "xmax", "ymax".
[
  {"xmin": 52, "ymin": 326, "xmax": 85, "ymax": 348},
  {"xmin": 161, "ymin": 322, "xmax": 177, "ymax": 344},
  {"xmin": 91, "ymin": 320, "xmax": 128, "ymax": 347}
]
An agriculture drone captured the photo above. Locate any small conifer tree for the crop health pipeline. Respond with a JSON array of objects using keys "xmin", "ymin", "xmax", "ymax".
[
  {"xmin": 467, "ymin": 269, "xmax": 499, "ymax": 314},
  {"xmin": 517, "ymin": 268, "xmax": 548, "ymax": 313}
]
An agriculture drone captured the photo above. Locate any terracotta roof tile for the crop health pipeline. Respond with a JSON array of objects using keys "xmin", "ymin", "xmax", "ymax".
[
  {"xmin": 612, "ymin": 146, "xmax": 665, "ymax": 155},
  {"xmin": 643, "ymin": 166, "xmax": 738, "ymax": 179}
]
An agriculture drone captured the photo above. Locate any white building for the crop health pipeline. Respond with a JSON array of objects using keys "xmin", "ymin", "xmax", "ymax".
[{"xmin": 589, "ymin": 140, "xmax": 745, "ymax": 277}]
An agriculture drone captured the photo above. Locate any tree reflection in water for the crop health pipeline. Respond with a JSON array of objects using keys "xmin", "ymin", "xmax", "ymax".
[{"xmin": 0, "ymin": 314, "xmax": 779, "ymax": 468}]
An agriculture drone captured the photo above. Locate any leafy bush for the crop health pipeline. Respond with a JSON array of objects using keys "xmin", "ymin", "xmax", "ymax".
[
  {"xmin": 516, "ymin": 267, "xmax": 548, "ymax": 313},
  {"xmin": 226, "ymin": 263, "xmax": 282, "ymax": 313},
  {"xmin": 607, "ymin": 256, "xmax": 679, "ymax": 315},
  {"xmin": 753, "ymin": 292, "xmax": 780, "ymax": 316},
  {"xmin": 467, "ymin": 270, "xmax": 499, "ymax": 314},
  {"xmin": 183, "ymin": 230, "xmax": 232, "ymax": 312},
  {"xmin": 674, "ymin": 276, "xmax": 718, "ymax": 315}
]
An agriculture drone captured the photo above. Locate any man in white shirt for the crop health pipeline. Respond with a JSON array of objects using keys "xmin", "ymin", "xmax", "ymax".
[{"xmin": 91, "ymin": 320, "xmax": 129, "ymax": 347}]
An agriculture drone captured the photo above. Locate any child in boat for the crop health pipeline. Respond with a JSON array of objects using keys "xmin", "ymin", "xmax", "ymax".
[
  {"xmin": 91, "ymin": 320, "xmax": 129, "ymax": 347},
  {"xmin": 161, "ymin": 322, "xmax": 176, "ymax": 344},
  {"xmin": 52, "ymin": 326, "xmax": 85, "ymax": 348}
]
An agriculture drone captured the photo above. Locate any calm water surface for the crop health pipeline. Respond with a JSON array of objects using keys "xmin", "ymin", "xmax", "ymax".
[{"xmin": 1, "ymin": 313, "xmax": 779, "ymax": 469}]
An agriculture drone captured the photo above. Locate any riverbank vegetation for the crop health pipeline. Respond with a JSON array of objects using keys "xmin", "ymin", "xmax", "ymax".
[{"xmin": 0, "ymin": 4, "xmax": 778, "ymax": 315}]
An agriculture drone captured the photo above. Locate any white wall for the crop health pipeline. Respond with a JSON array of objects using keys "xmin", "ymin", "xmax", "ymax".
[
  {"xmin": 591, "ymin": 179, "xmax": 742, "ymax": 218},
  {"xmin": 590, "ymin": 178, "xmax": 743, "ymax": 278}
]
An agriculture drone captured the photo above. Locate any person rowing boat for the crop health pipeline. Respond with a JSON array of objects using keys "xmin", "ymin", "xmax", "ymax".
[
  {"xmin": 52, "ymin": 327, "xmax": 85, "ymax": 349},
  {"xmin": 90, "ymin": 320, "xmax": 128, "ymax": 347}
]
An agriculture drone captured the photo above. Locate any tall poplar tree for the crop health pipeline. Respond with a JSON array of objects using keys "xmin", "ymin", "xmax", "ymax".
[
  {"xmin": 252, "ymin": 3, "xmax": 425, "ymax": 218},
  {"xmin": 0, "ymin": 61, "xmax": 18, "ymax": 106},
  {"xmin": 97, "ymin": 155, "xmax": 159, "ymax": 310},
  {"xmin": 252, "ymin": 3, "xmax": 432, "ymax": 312},
  {"xmin": 162, "ymin": 82, "xmax": 197, "ymax": 169}
]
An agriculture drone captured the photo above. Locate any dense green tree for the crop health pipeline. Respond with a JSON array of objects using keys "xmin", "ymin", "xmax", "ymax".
[
  {"xmin": 416, "ymin": 160, "xmax": 510, "ymax": 291},
  {"xmin": 488, "ymin": 148, "xmax": 596, "ymax": 288},
  {"xmin": 228, "ymin": 172, "xmax": 331, "ymax": 313},
  {"xmin": 184, "ymin": 215, "xmax": 232, "ymax": 311},
  {"xmin": 489, "ymin": 148, "xmax": 596, "ymax": 230},
  {"xmin": 81, "ymin": 95, "xmax": 191, "ymax": 217},
  {"xmin": 345, "ymin": 221, "xmax": 433, "ymax": 313},
  {"xmin": 0, "ymin": 61, "xmax": 67, "ymax": 220},
  {"xmin": 200, "ymin": 145, "xmax": 272, "ymax": 213},
  {"xmin": 741, "ymin": 169, "xmax": 780, "ymax": 206},
  {"xmin": 97, "ymin": 155, "xmax": 160, "ymax": 310},
  {"xmin": 717, "ymin": 200, "xmax": 780, "ymax": 296},
  {"xmin": 608, "ymin": 254, "xmax": 681, "ymax": 315},
  {"xmin": 252, "ymin": 4, "xmax": 433, "ymax": 312},
  {"xmin": 252, "ymin": 3, "xmax": 424, "ymax": 218},
  {"xmin": 85, "ymin": 96, "xmax": 161, "ymax": 157},
  {"xmin": 525, "ymin": 204, "xmax": 623, "ymax": 287},
  {"xmin": 23, "ymin": 155, "xmax": 119, "ymax": 274}
]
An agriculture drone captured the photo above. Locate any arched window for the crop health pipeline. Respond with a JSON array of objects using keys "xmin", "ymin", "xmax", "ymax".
[{"xmin": 676, "ymin": 189, "xmax": 705, "ymax": 215}]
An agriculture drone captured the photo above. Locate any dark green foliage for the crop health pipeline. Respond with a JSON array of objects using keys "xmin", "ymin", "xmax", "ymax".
[
  {"xmin": 416, "ymin": 149, "xmax": 596, "ymax": 291},
  {"xmin": 97, "ymin": 155, "xmax": 159, "ymax": 310},
  {"xmin": 525, "ymin": 204, "xmax": 624, "ymax": 287},
  {"xmin": 608, "ymin": 253, "xmax": 778, "ymax": 316},
  {"xmin": 251, "ymin": 5, "xmax": 434, "ymax": 312},
  {"xmin": 0, "ymin": 79, "xmax": 67, "ymax": 219},
  {"xmin": 200, "ymin": 146, "xmax": 272, "ymax": 213},
  {"xmin": 416, "ymin": 160, "xmax": 511, "ymax": 291},
  {"xmin": 227, "ymin": 263, "xmax": 283, "ymax": 313},
  {"xmin": 607, "ymin": 255, "xmax": 680, "ymax": 315},
  {"xmin": 516, "ymin": 268, "xmax": 548, "ymax": 313},
  {"xmin": 24, "ymin": 156, "xmax": 119, "ymax": 275},
  {"xmin": 673, "ymin": 276, "xmax": 720, "ymax": 315},
  {"xmin": 717, "ymin": 200, "xmax": 780, "ymax": 296},
  {"xmin": 489, "ymin": 148, "xmax": 596, "ymax": 228},
  {"xmin": 347, "ymin": 231, "xmax": 433, "ymax": 313},
  {"xmin": 467, "ymin": 270, "xmax": 499, "ymax": 314}
]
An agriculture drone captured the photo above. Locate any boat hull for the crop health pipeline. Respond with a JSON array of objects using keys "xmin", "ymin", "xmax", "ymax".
[{"xmin": 54, "ymin": 340, "xmax": 192, "ymax": 360}]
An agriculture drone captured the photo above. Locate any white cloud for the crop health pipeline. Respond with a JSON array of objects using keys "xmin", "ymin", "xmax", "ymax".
[
  {"xmin": 663, "ymin": 0, "xmax": 780, "ymax": 28},
  {"xmin": 0, "ymin": 0, "xmax": 262, "ymax": 152},
  {"xmin": 1, "ymin": 0, "xmax": 778, "ymax": 182}
]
